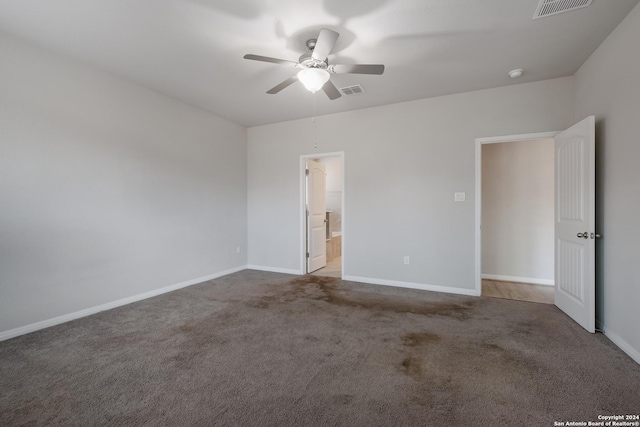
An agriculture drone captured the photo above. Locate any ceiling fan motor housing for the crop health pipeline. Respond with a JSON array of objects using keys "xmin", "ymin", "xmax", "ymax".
[
  {"xmin": 298, "ymin": 54, "xmax": 328, "ymax": 69},
  {"xmin": 299, "ymin": 39, "xmax": 328, "ymax": 69}
]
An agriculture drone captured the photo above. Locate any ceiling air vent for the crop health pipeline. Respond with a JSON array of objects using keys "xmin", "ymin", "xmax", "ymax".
[
  {"xmin": 533, "ymin": 0, "xmax": 593, "ymax": 19},
  {"xmin": 340, "ymin": 84, "xmax": 365, "ymax": 96}
]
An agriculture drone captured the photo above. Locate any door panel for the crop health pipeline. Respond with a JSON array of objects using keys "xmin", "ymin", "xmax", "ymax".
[
  {"xmin": 554, "ymin": 116, "xmax": 596, "ymax": 333},
  {"xmin": 307, "ymin": 160, "xmax": 327, "ymax": 273},
  {"xmin": 557, "ymin": 240, "xmax": 584, "ymax": 302}
]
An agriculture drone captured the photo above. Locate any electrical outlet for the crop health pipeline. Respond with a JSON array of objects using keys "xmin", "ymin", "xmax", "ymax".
[
  {"xmin": 403, "ymin": 256, "xmax": 410, "ymax": 265},
  {"xmin": 236, "ymin": 247, "xmax": 241, "ymax": 254}
]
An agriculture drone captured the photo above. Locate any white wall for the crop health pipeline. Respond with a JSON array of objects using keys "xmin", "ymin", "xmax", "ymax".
[
  {"xmin": 0, "ymin": 35, "xmax": 247, "ymax": 336},
  {"xmin": 573, "ymin": 3, "xmax": 640, "ymax": 361},
  {"xmin": 319, "ymin": 156, "xmax": 343, "ymax": 195},
  {"xmin": 482, "ymin": 139, "xmax": 555, "ymax": 284},
  {"xmin": 248, "ymin": 77, "xmax": 573, "ymax": 291}
]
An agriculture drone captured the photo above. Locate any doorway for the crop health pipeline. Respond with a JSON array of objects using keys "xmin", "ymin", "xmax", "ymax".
[
  {"xmin": 476, "ymin": 118, "xmax": 597, "ymax": 333},
  {"xmin": 300, "ymin": 152, "xmax": 344, "ymax": 278},
  {"xmin": 476, "ymin": 132, "xmax": 558, "ymax": 304}
]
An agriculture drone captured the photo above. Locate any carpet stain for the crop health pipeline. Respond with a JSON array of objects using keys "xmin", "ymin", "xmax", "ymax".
[
  {"xmin": 401, "ymin": 356, "xmax": 423, "ymax": 380},
  {"xmin": 332, "ymin": 394, "xmax": 354, "ymax": 405},
  {"xmin": 289, "ymin": 276, "xmax": 339, "ymax": 287},
  {"xmin": 399, "ymin": 333, "xmax": 440, "ymax": 383},
  {"xmin": 402, "ymin": 332, "xmax": 440, "ymax": 347},
  {"xmin": 178, "ymin": 323, "xmax": 194, "ymax": 333},
  {"xmin": 480, "ymin": 342, "xmax": 504, "ymax": 353},
  {"xmin": 248, "ymin": 300, "xmax": 270, "ymax": 309},
  {"xmin": 270, "ymin": 276, "xmax": 474, "ymax": 319}
]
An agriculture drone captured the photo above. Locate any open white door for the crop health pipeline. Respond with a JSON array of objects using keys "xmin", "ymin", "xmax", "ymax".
[
  {"xmin": 307, "ymin": 160, "xmax": 327, "ymax": 273},
  {"xmin": 554, "ymin": 116, "xmax": 596, "ymax": 333}
]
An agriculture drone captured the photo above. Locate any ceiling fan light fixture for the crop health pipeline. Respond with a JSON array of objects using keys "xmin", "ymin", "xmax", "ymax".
[{"xmin": 297, "ymin": 68, "xmax": 330, "ymax": 93}]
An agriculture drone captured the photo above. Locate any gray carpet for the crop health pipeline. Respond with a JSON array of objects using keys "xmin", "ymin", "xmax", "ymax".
[{"xmin": 1, "ymin": 270, "xmax": 639, "ymax": 426}]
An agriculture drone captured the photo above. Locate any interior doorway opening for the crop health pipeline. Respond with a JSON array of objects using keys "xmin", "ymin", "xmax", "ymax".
[
  {"xmin": 477, "ymin": 118, "xmax": 597, "ymax": 333},
  {"xmin": 300, "ymin": 152, "xmax": 344, "ymax": 278},
  {"xmin": 476, "ymin": 132, "xmax": 558, "ymax": 304}
]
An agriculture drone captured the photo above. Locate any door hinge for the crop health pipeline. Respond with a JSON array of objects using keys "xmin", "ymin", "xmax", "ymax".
[
  {"xmin": 306, "ymin": 252, "xmax": 310, "ymax": 258},
  {"xmin": 305, "ymin": 169, "xmax": 309, "ymax": 176}
]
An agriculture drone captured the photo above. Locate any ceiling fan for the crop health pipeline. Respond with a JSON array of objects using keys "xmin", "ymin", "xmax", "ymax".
[{"xmin": 243, "ymin": 28, "xmax": 385, "ymax": 100}]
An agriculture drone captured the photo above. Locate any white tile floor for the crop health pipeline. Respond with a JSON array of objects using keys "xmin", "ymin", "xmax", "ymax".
[
  {"xmin": 310, "ymin": 256, "xmax": 342, "ymax": 278},
  {"xmin": 482, "ymin": 279, "xmax": 554, "ymax": 304}
]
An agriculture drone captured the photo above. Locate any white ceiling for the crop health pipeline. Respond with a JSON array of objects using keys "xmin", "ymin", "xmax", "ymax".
[{"xmin": 0, "ymin": 0, "xmax": 637, "ymax": 127}]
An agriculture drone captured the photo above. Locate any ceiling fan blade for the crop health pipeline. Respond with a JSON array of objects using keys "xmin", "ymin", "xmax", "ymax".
[
  {"xmin": 311, "ymin": 28, "xmax": 339, "ymax": 61},
  {"xmin": 331, "ymin": 64, "xmax": 385, "ymax": 75},
  {"xmin": 266, "ymin": 76, "xmax": 298, "ymax": 94},
  {"xmin": 322, "ymin": 80, "xmax": 342, "ymax": 100},
  {"xmin": 244, "ymin": 54, "xmax": 298, "ymax": 66}
]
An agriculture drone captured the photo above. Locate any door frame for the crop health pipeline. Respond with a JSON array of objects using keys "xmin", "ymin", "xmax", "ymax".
[
  {"xmin": 300, "ymin": 151, "xmax": 345, "ymax": 276},
  {"xmin": 474, "ymin": 131, "xmax": 559, "ymax": 296}
]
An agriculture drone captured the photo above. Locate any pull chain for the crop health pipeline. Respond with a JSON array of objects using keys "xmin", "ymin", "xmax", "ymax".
[{"xmin": 312, "ymin": 93, "xmax": 318, "ymax": 149}]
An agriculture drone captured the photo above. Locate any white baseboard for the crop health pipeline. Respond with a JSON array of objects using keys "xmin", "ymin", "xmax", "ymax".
[
  {"xmin": 481, "ymin": 274, "xmax": 554, "ymax": 286},
  {"xmin": 246, "ymin": 265, "xmax": 303, "ymax": 275},
  {"xmin": 0, "ymin": 265, "xmax": 247, "ymax": 342},
  {"xmin": 600, "ymin": 326, "xmax": 640, "ymax": 365},
  {"xmin": 4, "ymin": 266, "xmax": 636, "ymax": 366},
  {"xmin": 343, "ymin": 275, "xmax": 480, "ymax": 297}
]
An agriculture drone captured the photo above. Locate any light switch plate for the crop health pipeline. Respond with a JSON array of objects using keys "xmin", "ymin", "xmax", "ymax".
[{"xmin": 454, "ymin": 192, "xmax": 466, "ymax": 202}]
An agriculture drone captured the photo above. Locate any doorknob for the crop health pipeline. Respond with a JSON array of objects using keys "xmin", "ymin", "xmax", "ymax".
[
  {"xmin": 590, "ymin": 233, "xmax": 602, "ymax": 239},
  {"xmin": 577, "ymin": 232, "xmax": 588, "ymax": 239}
]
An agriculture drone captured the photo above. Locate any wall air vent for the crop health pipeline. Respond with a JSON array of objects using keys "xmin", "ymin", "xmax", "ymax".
[
  {"xmin": 340, "ymin": 84, "xmax": 365, "ymax": 96},
  {"xmin": 533, "ymin": 0, "xmax": 592, "ymax": 19}
]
